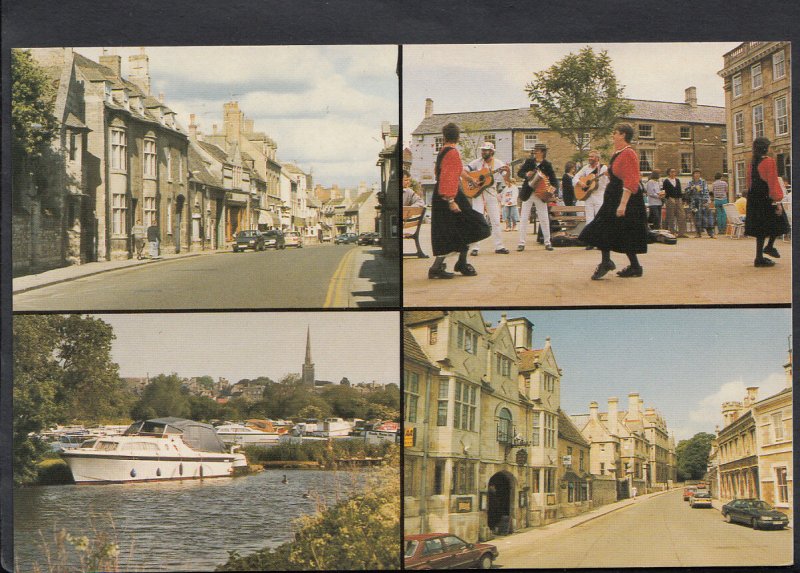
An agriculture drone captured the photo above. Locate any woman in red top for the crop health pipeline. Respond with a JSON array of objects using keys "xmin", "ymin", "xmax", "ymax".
[
  {"xmin": 428, "ymin": 123, "xmax": 490, "ymax": 279},
  {"xmin": 579, "ymin": 123, "xmax": 647, "ymax": 279},
  {"xmin": 745, "ymin": 137, "xmax": 789, "ymax": 266}
]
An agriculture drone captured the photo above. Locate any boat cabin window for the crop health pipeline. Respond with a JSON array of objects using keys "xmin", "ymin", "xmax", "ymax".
[
  {"xmin": 95, "ymin": 441, "xmax": 118, "ymax": 451},
  {"xmin": 80, "ymin": 439, "xmax": 97, "ymax": 448}
]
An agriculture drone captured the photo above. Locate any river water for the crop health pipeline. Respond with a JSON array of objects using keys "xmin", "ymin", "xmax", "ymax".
[{"xmin": 14, "ymin": 468, "xmax": 370, "ymax": 572}]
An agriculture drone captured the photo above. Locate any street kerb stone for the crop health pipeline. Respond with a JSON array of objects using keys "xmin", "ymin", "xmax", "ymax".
[{"xmin": 404, "ymin": 222, "xmax": 791, "ymax": 306}]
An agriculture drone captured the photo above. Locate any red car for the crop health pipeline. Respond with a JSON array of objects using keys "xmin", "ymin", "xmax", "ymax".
[{"xmin": 405, "ymin": 533, "xmax": 498, "ymax": 570}]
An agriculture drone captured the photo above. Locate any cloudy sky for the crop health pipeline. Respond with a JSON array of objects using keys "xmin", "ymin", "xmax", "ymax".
[
  {"xmin": 482, "ymin": 309, "xmax": 791, "ymax": 442},
  {"xmin": 74, "ymin": 46, "xmax": 398, "ymax": 189},
  {"xmin": 404, "ymin": 42, "xmax": 740, "ymax": 145},
  {"xmin": 94, "ymin": 312, "xmax": 399, "ymax": 386}
]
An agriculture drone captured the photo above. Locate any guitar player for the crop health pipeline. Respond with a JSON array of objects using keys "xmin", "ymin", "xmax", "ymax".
[
  {"xmin": 572, "ymin": 149, "xmax": 609, "ymax": 249},
  {"xmin": 516, "ymin": 143, "xmax": 558, "ymax": 252},
  {"xmin": 466, "ymin": 141, "xmax": 512, "ymax": 255}
]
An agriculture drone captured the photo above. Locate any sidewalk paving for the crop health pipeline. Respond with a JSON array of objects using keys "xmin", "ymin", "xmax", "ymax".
[{"xmin": 404, "ymin": 221, "xmax": 792, "ymax": 307}]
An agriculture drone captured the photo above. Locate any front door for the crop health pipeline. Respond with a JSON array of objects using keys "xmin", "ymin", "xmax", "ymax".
[{"xmin": 487, "ymin": 472, "xmax": 512, "ymax": 534}]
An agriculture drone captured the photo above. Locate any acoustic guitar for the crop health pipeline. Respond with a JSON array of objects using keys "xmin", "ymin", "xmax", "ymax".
[
  {"xmin": 462, "ymin": 164, "xmax": 509, "ymax": 198},
  {"xmin": 574, "ymin": 170, "xmax": 603, "ymax": 201}
]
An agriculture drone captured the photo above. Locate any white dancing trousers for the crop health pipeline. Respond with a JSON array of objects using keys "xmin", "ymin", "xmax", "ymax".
[
  {"xmin": 470, "ymin": 191, "xmax": 504, "ymax": 251},
  {"xmin": 518, "ymin": 194, "xmax": 551, "ymax": 246}
]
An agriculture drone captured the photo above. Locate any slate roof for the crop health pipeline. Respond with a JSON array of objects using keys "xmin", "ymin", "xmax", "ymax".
[
  {"xmin": 404, "ymin": 311, "xmax": 446, "ymax": 326},
  {"xmin": 516, "ymin": 348, "xmax": 543, "ymax": 373},
  {"xmin": 64, "ymin": 112, "xmax": 89, "ymax": 130},
  {"xmin": 412, "ymin": 99, "xmax": 725, "ymax": 135},
  {"xmin": 404, "ymin": 327, "xmax": 437, "ymax": 369},
  {"xmin": 196, "ymin": 140, "xmax": 229, "ymax": 164},
  {"xmin": 188, "ymin": 144, "xmax": 220, "ymax": 187},
  {"xmin": 558, "ymin": 409, "xmax": 590, "ymax": 447},
  {"xmin": 346, "ymin": 191, "xmax": 375, "ymax": 212}
]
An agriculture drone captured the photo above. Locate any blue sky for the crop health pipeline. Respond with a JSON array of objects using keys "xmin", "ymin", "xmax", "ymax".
[
  {"xmin": 94, "ymin": 312, "xmax": 399, "ymax": 386},
  {"xmin": 74, "ymin": 46, "xmax": 399, "ymax": 189},
  {"xmin": 404, "ymin": 42, "xmax": 740, "ymax": 146},
  {"xmin": 483, "ymin": 309, "xmax": 791, "ymax": 442}
]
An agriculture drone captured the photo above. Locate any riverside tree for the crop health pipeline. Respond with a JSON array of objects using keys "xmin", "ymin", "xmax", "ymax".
[
  {"xmin": 131, "ymin": 374, "xmax": 192, "ymax": 420},
  {"xmin": 13, "ymin": 315, "xmax": 133, "ymax": 484},
  {"xmin": 525, "ymin": 47, "xmax": 633, "ymax": 163}
]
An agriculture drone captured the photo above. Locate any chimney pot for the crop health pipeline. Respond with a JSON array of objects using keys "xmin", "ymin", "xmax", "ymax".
[
  {"xmin": 685, "ymin": 86, "xmax": 698, "ymax": 108},
  {"xmin": 424, "ymin": 98, "xmax": 433, "ymax": 119}
]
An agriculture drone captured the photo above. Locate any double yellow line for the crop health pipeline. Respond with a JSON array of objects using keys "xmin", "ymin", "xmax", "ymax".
[{"xmin": 323, "ymin": 247, "xmax": 358, "ymax": 307}]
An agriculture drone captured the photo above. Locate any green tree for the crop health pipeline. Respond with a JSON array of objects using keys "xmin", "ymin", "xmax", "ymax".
[
  {"xmin": 320, "ymin": 385, "xmax": 369, "ymax": 419},
  {"xmin": 525, "ymin": 46, "xmax": 634, "ymax": 163},
  {"xmin": 131, "ymin": 374, "xmax": 191, "ymax": 419},
  {"xmin": 676, "ymin": 432, "xmax": 715, "ymax": 481},
  {"xmin": 11, "ymin": 49, "xmax": 58, "ymax": 166},
  {"xmin": 457, "ymin": 121, "xmax": 489, "ymax": 164}
]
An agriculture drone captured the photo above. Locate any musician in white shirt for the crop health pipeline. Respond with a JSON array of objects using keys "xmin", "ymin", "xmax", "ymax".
[
  {"xmin": 466, "ymin": 141, "xmax": 511, "ymax": 255},
  {"xmin": 573, "ymin": 149, "xmax": 609, "ymax": 226}
]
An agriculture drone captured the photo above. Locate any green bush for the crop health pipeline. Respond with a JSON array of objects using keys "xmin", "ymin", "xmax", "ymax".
[{"xmin": 37, "ymin": 458, "xmax": 74, "ymax": 485}]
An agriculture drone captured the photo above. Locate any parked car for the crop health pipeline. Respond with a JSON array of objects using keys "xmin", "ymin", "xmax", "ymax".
[
  {"xmin": 262, "ymin": 229, "xmax": 286, "ymax": 249},
  {"xmin": 285, "ymin": 231, "xmax": 303, "ymax": 248},
  {"xmin": 721, "ymin": 499, "xmax": 789, "ymax": 529},
  {"xmin": 405, "ymin": 533, "xmax": 498, "ymax": 570},
  {"xmin": 683, "ymin": 485, "xmax": 698, "ymax": 501},
  {"xmin": 689, "ymin": 491, "xmax": 712, "ymax": 508},
  {"xmin": 334, "ymin": 233, "xmax": 358, "ymax": 245},
  {"xmin": 233, "ymin": 230, "xmax": 265, "ymax": 252},
  {"xmin": 357, "ymin": 232, "xmax": 376, "ymax": 245}
]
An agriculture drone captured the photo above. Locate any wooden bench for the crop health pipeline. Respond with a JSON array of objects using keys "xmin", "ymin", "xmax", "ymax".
[
  {"xmin": 549, "ymin": 205, "xmax": 587, "ymax": 235},
  {"xmin": 402, "ymin": 205, "xmax": 429, "ymax": 258}
]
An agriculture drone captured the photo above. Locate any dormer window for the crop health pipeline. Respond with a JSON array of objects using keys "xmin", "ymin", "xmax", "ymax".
[{"xmin": 104, "ymin": 82, "xmax": 112, "ymax": 102}]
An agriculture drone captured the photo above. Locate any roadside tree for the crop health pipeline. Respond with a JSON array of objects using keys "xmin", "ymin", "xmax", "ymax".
[{"xmin": 676, "ymin": 431, "xmax": 715, "ymax": 481}]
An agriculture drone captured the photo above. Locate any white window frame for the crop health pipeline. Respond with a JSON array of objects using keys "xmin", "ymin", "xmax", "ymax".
[
  {"xmin": 404, "ymin": 370, "xmax": 420, "ymax": 423},
  {"xmin": 638, "ymin": 124, "xmax": 654, "ymax": 139},
  {"xmin": 734, "ymin": 111, "xmax": 745, "ymax": 146},
  {"xmin": 752, "ymin": 104, "xmax": 765, "ymax": 139},
  {"xmin": 732, "ymin": 73, "xmax": 742, "ymax": 98},
  {"xmin": 110, "ymin": 127, "xmax": 127, "ymax": 171},
  {"xmin": 735, "ymin": 161, "xmax": 746, "ymax": 195},
  {"xmin": 111, "ymin": 192, "xmax": 127, "ymax": 236},
  {"xmin": 434, "ymin": 136, "xmax": 443, "ymax": 152},
  {"xmin": 774, "ymin": 96, "xmax": 788, "ymax": 136},
  {"xmin": 680, "ymin": 126, "xmax": 692, "ymax": 140},
  {"xmin": 751, "ymin": 63, "xmax": 763, "ymax": 90},
  {"xmin": 680, "ymin": 153, "xmax": 693, "ymax": 175},
  {"xmin": 523, "ymin": 133, "xmax": 538, "ymax": 150},
  {"xmin": 166, "ymin": 147, "xmax": 173, "ymax": 182},
  {"xmin": 639, "ymin": 149, "xmax": 654, "ymax": 173},
  {"xmin": 483, "ymin": 133, "xmax": 496, "ymax": 147},
  {"xmin": 774, "ymin": 466, "xmax": 789, "ymax": 505},
  {"xmin": 577, "ymin": 132, "xmax": 590, "ymax": 150},
  {"xmin": 143, "ymin": 138, "xmax": 157, "ymax": 178},
  {"xmin": 167, "ymin": 197, "xmax": 173, "ymax": 235},
  {"xmin": 773, "ymin": 50, "xmax": 786, "ymax": 80},
  {"xmin": 143, "ymin": 196, "xmax": 156, "ymax": 227}
]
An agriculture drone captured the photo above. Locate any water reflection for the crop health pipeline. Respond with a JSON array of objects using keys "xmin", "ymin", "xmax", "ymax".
[{"xmin": 15, "ymin": 469, "xmax": 368, "ymax": 572}]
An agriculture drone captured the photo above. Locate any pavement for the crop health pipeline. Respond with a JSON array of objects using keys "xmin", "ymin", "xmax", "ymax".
[
  {"xmin": 403, "ymin": 221, "xmax": 792, "ymax": 307},
  {"xmin": 13, "ymin": 242, "xmax": 400, "ymax": 308}
]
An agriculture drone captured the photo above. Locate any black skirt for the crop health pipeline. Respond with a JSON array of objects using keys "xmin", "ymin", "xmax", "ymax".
[
  {"xmin": 579, "ymin": 179, "xmax": 648, "ymax": 254},
  {"xmin": 745, "ymin": 187, "xmax": 790, "ymax": 238},
  {"xmin": 430, "ymin": 189, "xmax": 491, "ymax": 256}
]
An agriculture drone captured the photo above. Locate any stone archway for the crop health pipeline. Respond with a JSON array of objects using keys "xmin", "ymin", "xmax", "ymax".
[{"xmin": 487, "ymin": 472, "xmax": 514, "ymax": 535}]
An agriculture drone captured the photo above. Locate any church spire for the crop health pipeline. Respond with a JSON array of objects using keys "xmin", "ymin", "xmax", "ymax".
[
  {"xmin": 302, "ymin": 325, "xmax": 315, "ymax": 387},
  {"xmin": 305, "ymin": 325, "xmax": 312, "ymax": 365}
]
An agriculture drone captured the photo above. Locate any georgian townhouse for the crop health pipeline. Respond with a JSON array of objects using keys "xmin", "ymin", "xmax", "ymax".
[
  {"xmin": 719, "ymin": 42, "xmax": 791, "ymax": 196},
  {"xmin": 642, "ymin": 405, "xmax": 675, "ymax": 487},
  {"xmin": 619, "ymin": 393, "xmax": 651, "ymax": 493},
  {"xmin": 716, "ymin": 388, "xmax": 760, "ymax": 502},
  {"xmin": 410, "ymin": 91, "xmax": 726, "ymax": 202}
]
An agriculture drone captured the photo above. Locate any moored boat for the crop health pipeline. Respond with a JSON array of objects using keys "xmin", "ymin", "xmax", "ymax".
[
  {"xmin": 61, "ymin": 417, "xmax": 247, "ymax": 484},
  {"xmin": 214, "ymin": 420, "xmax": 283, "ymax": 446}
]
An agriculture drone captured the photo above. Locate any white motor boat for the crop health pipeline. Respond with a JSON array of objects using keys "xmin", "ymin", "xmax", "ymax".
[
  {"xmin": 310, "ymin": 417, "xmax": 355, "ymax": 438},
  {"xmin": 214, "ymin": 422, "xmax": 282, "ymax": 446},
  {"xmin": 61, "ymin": 417, "xmax": 247, "ymax": 484}
]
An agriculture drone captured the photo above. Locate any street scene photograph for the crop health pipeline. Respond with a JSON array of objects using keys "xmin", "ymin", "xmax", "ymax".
[
  {"xmin": 11, "ymin": 45, "xmax": 401, "ymax": 310},
  {"xmin": 12, "ymin": 311, "xmax": 400, "ymax": 571},
  {"xmin": 402, "ymin": 42, "xmax": 791, "ymax": 307},
  {"xmin": 403, "ymin": 308, "xmax": 792, "ymax": 569}
]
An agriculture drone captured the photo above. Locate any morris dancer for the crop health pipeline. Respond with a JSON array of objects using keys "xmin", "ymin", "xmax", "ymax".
[
  {"xmin": 516, "ymin": 143, "xmax": 558, "ymax": 252},
  {"xmin": 466, "ymin": 142, "xmax": 511, "ymax": 255}
]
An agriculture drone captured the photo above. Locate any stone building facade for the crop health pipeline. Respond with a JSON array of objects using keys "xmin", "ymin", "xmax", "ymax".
[
  {"xmin": 718, "ymin": 42, "xmax": 791, "ymax": 196},
  {"xmin": 410, "ymin": 91, "xmax": 726, "ymax": 203}
]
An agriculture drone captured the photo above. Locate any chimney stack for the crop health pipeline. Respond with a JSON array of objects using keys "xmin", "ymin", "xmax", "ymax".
[
  {"xmin": 128, "ymin": 48, "xmax": 151, "ymax": 95},
  {"xmin": 189, "ymin": 113, "xmax": 198, "ymax": 140},
  {"xmin": 685, "ymin": 86, "xmax": 697, "ymax": 109},
  {"xmin": 607, "ymin": 397, "xmax": 619, "ymax": 435},
  {"xmin": 590, "ymin": 401, "xmax": 599, "ymax": 420},
  {"xmin": 424, "ymin": 98, "xmax": 433, "ymax": 119},
  {"xmin": 99, "ymin": 52, "xmax": 122, "ymax": 78},
  {"xmin": 158, "ymin": 92, "xmax": 165, "ymax": 104},
  {"xmin": 628, "ymin": 392, "xmax": 640, "ymax": 420}
]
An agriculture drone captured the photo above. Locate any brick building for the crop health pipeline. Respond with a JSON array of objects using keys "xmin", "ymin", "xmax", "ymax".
[
  {"xmin": 410, "ymin": 90, "xmax": 726, "ymax": 202},
  {"xmin": 718, "ymin": 42, "xmax": 791, "ymax": 197}
]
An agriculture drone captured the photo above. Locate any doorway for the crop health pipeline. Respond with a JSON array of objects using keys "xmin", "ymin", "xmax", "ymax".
[{"xmin": 487, "ymin": 472, "xmax": 513, "ymax": 534}]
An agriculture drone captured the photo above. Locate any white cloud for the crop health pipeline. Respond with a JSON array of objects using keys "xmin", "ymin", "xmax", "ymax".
[{"xmin": 675, "ymin": 372, "xmax": 788, "ymax": 441}]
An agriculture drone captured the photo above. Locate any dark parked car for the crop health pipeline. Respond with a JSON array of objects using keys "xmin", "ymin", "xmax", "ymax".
[
  {"xmin": 721, "ymin": 498, "xmax": 789, "ymax": 529},
  {"xmin": 334, "ymin": 233, "xmax": 358, "ymax": 245},
  {"xmin": 405, "ymin": 533, "xmax": 498, "ymax": 570},
  {"xmin": 689, "ymin": 491, "xmax": 712, "ymax": 508},
  {"xmin": 357, "ymin": 232, "xmax": 377, "ymax": 245},
  {"xmin": 233, "ymin": 230, "xmax": 264, "ymax": 252},
  {"xmin": 262, "ymin": 229, "xmax": 286, "ymax": 249}
]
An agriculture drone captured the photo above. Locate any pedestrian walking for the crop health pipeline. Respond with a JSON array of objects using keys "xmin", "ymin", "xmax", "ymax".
[
  {"xmin": 662, "ymin": 168, "xmax": 688, "ymax": 237},
  {"xmin": 631, "ymin": 486, "xmax": 638, "ymax": 500},
  {"xmin": 710, "ymin": 172, "xmax": 729, "ymax": 234},
  {"xmin": 146, "ymin": 223, "xmax": 160, "ymax": 259}
]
